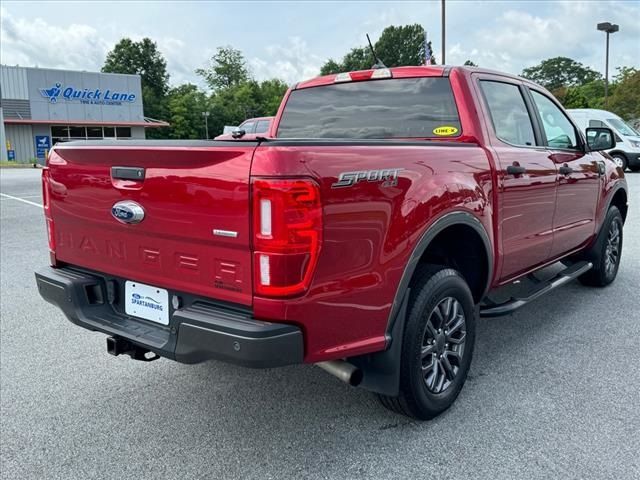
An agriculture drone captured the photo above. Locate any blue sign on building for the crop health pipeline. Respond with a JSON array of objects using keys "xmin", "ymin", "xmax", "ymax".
[
  {"xmin": 39, "ymin": 82, "xmax": 136, "ymax": 106},
  {"xmin": 35, "ymin": 135, "xmax": 51, "ymax": 159},
  {"xmin": 7, "ymin": 150, "xmax": 16, "ymax": 161}
]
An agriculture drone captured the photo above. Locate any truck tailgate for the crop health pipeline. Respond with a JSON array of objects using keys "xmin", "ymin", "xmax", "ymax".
[{"xmin": 46, "ymin": 141, "xmax": 256, "ymax": 306}]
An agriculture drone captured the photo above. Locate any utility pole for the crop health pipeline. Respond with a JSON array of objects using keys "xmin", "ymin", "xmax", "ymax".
[
  {"xmin": 441, "ymin": 0, "xmax": 446, "ymax": 65},
  {"xmin": 202, "ymin": 111, "xmax": 210, "ymax": 139},
  {"xmin": 597, "ymin": 22, "xmax": 619, "ymax": 108}
]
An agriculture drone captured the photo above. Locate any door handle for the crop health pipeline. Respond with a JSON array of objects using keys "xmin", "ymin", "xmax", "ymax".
[
  {"xmin": 506, "ymin": 164, "xmax": 526, "ymax": 175},
  {"xmin": 559, "ymin": 165, "xmax": 573, "ymax": 175},
  {"xmin": 111, "ymin": 166, "xmax": 145, "ymax": 180}
]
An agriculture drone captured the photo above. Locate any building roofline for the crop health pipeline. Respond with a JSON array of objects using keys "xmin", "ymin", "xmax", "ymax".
[{"xmin": 0, "ymin": 64, "xmax": 141, "ymax": 79}]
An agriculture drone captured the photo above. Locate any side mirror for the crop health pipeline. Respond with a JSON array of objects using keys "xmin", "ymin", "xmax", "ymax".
[
  {"xmin": 586, "ymin": 127, "xmax": 615, "ymax": 152},
  {"xmin": 231, "ymin": 128, "xmax": 246, "ymax": 139}
]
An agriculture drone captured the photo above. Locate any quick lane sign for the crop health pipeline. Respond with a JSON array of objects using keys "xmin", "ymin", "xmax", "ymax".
[{"xmin": 39, "ymin": 83, "xmax": 137, "ymax": 106}]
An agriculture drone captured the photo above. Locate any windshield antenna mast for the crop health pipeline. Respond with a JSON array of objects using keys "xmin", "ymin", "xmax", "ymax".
[{"xmin": 366, "ymin": 34, "xmax": 387, "ymax": 69}]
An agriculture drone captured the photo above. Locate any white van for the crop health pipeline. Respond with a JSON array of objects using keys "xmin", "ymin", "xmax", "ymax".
[{"xmin": 568, "ymin": 108, "xmax": 640, "ymax": 171}]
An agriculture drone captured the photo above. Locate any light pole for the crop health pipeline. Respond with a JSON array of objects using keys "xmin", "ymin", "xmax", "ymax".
[
  {"xmin": 441, "ymin": 0, "xmax": 446, "ymax": 65},
  {"xmin": 202, "ymin": 111, "xmax": 210, "ymax": 139},
  {"xmin": 597, "ymin": 22, "xmax": 619, "ymax": 108}
]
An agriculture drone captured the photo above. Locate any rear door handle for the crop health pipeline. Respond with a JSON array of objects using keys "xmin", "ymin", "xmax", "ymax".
[
  {"xmin": 506, "ymin": 165, "xmax": 526, "ymax": 175},
  {"xmin": 559, "ymin": 165, "xmax": 573, "ymax": 175}
]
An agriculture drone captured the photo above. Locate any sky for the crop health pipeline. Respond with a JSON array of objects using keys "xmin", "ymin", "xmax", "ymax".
[{"xmin": 1, "ymin": 0, "xmax": 639, "ymax": 90}]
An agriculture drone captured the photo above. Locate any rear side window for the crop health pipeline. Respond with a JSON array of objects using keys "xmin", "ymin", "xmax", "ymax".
[
  {"xmin": 255, "ymin": 120, "xmax": 270, "ymax": 134},
  {"xmin": 480, "ymin": 81, "xmax": 535, "ymax": 147},
  {"xmin": 277, "ymin": 77, "xmax": 461, "ymax": 139}
]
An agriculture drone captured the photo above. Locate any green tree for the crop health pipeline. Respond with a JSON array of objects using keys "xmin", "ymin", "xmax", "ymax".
[
  {"xmin": 208, "ymin": 79, "xmax": 288, "ymax": 136},
  {"xmin": 464, "ymin": 60, "xmax": 478, "ymax": 67},
  {"xmin": 166, "ymin": 84, "xmax": 209, "ymax": 139},
  {"xmin": 102, "ymin": 38, "xmax": 170, "ymax": 137},
  {"xmin": 609, "ymin": 67, "xmax": 640, "ymax": 120},
  {"xmin": 562, "ymin": 79, "xmax": 606, "ymax": 109},
  {"xmin": 197, "ymin": 47, "xmax": 249, "ymax": 90},
  {"xmin": 319, "ymin": 59, "xmax": 342, "ymax": 76},
  {"xmin": 319, "ymin": 24, "xmax": 433, "ymax": 75},
  {"xmin": 521, "ymin": 57, "xmax": 601, "ymax": 91},
  {"xmin": 374, "ymin": 24, "xmax": 427, "ymax": 67}
]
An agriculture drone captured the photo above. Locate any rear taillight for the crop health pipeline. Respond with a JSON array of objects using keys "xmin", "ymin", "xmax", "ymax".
[
  {"xmin": 42, "ymin": 168, "xmax": 56, "ymax": 264},
  {"xmin": 252, "ymin": 178, "xmax": 322, "ymax": 297}
]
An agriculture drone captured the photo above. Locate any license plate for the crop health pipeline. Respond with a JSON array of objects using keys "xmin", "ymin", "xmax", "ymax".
[{"xmin": 124, "ymin": 281, "xmax": 169, "ymax": 325}]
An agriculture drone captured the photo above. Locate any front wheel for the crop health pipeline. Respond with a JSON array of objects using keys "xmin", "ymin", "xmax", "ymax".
[
  {"xmin": 378, "ymin": 265, "xmax": 476, "ymax": 420},
  {"xmin": 578, "ymin": 206, "xmax": 623, "ymax": 287}
]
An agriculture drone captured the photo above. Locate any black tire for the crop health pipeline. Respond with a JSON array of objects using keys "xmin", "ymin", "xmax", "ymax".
[
  {"xmin": 611, "ymin": 154, "xmax": 627, "ymax": 171},
  {"xmin": 578, "ymin": 206, "xmax": 623, "ymax": 287},
  {"xmin": 378, "ymin": 265, "xmax": 476, "ymax": 420}
]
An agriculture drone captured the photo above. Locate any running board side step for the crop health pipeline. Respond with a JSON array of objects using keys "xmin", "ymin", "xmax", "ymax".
[{"xmin": 480, "ymin": 261, "xmax": 592, "ymax": 317}]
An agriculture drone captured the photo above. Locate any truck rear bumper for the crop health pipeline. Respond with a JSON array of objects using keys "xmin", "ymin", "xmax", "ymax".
[{"xmin": 35, "ymin": 266, "xmax": 304, "ymax": 368}]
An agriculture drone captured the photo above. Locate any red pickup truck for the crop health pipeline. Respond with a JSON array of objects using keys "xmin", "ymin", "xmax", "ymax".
[{"xmin": 36, "ymin": 66, "xmax": 628, "ymax": 419}]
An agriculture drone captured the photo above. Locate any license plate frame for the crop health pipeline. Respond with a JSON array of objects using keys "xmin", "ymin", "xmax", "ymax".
[{"xmin": 124, "ymin": 281, "xmax": 170, "ymax": 325}]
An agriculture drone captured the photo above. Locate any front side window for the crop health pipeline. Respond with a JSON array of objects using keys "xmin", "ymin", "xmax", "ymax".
[
  {"xmin": 530, "ymin": 91, "xmax": 579, "ymax": 150},
  {"xmin": 480, "ymin": 81, "xmax": 535, "ymax": 147},
  {"xmin": 255, "ymin": 120, "xmax": 270, "ymax": 134},
  {"xmin": 240, "ymin": 121, "xmax": 255, "ymax": 133},
  {"xmin": 277, "ymin": 77, "xmax": 461, "ymax": 139}
]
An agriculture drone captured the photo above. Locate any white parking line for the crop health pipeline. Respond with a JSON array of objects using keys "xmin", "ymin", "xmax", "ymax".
[{"xmin": 0, "ymin": 193, "xmax": 43, "ymax": 208}]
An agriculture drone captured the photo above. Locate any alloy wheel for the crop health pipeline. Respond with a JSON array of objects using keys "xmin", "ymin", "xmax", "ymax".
[
  {"xmin": 604, "ymin": 219, "xmax": 621, "ymax": 277},
  {"xmin": 420, "ymin": 297, "xmax": 467, "ymax": 394}
]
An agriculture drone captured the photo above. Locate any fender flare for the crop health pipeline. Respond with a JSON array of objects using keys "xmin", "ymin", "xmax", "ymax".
[
  {"xmin": 386, "ymin": 210, "xmax": 493, "ymax": 335},
  {"xmin": 602, "ymin": 183, "xmax": 629, "ymax": 225},
  {"xmin": 351, "ymin": 211, "xmax": 493, "ymax": 396}
]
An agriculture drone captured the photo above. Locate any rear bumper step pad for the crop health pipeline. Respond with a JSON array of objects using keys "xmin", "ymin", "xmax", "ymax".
[{"xmin": 35, "ymin": 266, "xmax": 303, "ymax": 368}]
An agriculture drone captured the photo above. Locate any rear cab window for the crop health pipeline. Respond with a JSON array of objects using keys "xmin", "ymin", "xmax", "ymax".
[{"xmin": 277, "ymin": 77, "xmax": 461, "ymax": 139}]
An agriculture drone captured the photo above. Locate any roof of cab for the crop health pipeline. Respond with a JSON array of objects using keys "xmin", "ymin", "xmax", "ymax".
[{"xmin": 294, "ymin": 65, "xmax": 537, "ymax": 90}]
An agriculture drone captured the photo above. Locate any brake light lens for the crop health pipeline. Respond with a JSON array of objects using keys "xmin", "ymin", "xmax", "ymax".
[
  {"xmin": 252, "ymin": 178, "xmax": 322, "ymax": 297},
  {"xmin": 335, "ymin": 68, "xmax": 392, "ymax": 83}
]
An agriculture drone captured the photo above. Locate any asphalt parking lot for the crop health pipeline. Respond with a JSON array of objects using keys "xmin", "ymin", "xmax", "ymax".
[{"xmin": 1, "ymin": 167, "xmax": 639, "ymax": 480}]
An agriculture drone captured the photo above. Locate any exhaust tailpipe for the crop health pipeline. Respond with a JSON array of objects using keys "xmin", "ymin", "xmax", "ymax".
[{"xmin": 316, "ymin": 360, "xmax": 363, "ymax": 386}]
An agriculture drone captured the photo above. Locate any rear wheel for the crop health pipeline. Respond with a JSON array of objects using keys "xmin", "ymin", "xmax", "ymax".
[
  {"xmin": 578, "ymin": 206, "xmax": 623, "ymax": 287},
  {"xmin": 378, "ymin": 265, "xmax": 476, "ymax": 420},
  {"xmin": 611, "ymin": 154, "xmax": 627, "ymax": 171}
]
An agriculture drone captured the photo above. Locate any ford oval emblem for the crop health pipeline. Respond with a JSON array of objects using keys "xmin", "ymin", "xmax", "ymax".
[{"xmin": 111, "ymin": 200, "xmax": 145, "ymax": 224}]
